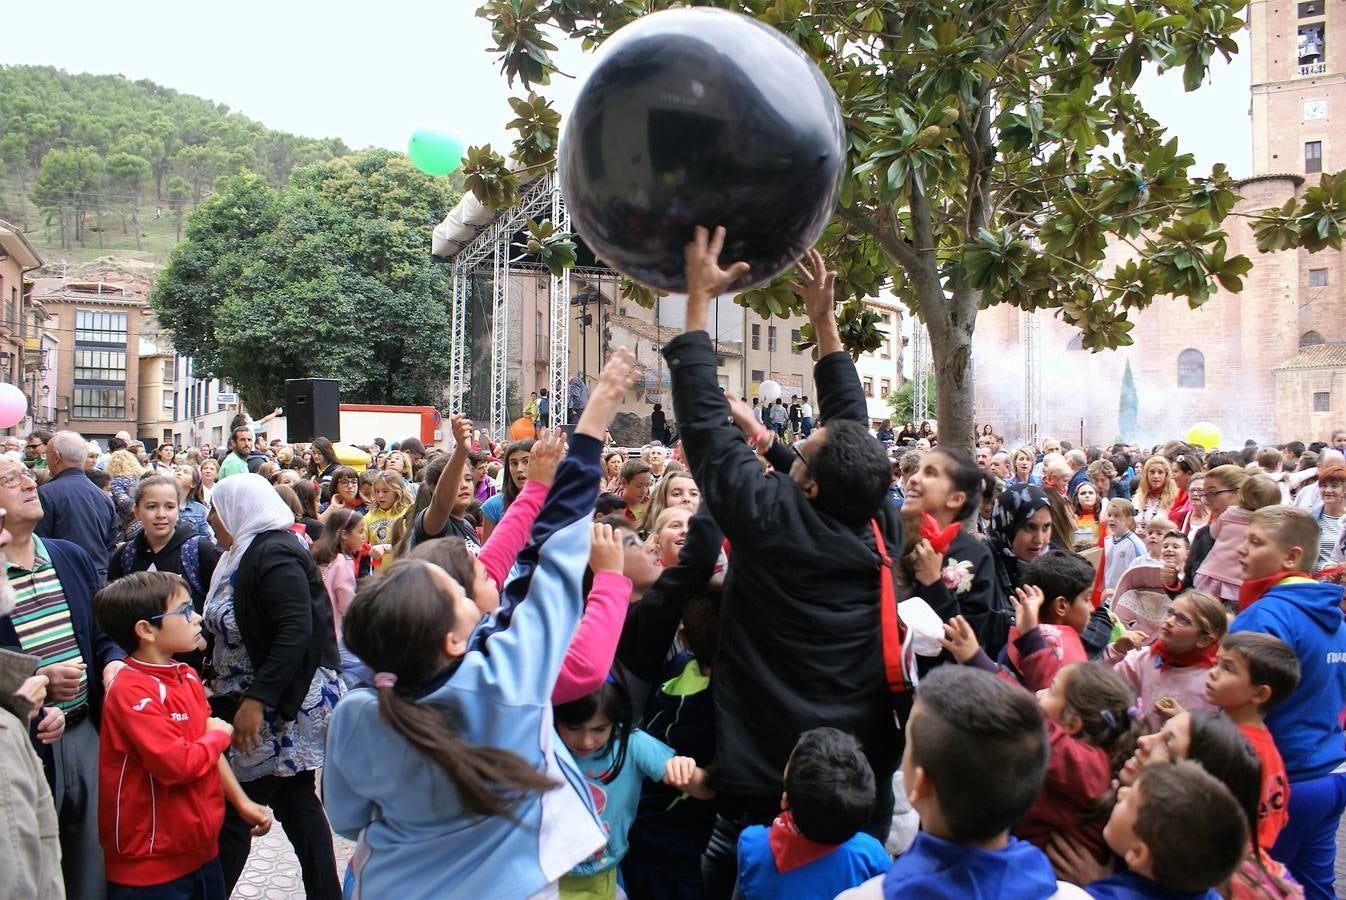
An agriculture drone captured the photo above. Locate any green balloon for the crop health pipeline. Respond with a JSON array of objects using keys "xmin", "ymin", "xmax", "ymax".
[{"xmin": 408, "ymin": 128, "xmax": 464, "ymax": 176}]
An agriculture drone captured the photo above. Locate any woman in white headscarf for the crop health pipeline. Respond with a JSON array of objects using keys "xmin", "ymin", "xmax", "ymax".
[{"xmin": 202, "ymin": 474, "xmax": 344, "ymax": 899}]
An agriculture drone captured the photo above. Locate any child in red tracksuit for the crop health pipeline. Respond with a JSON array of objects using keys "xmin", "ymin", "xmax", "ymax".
[{"xmin": 93, "ymin": 572, "xmax": 272, "ymax": 899}]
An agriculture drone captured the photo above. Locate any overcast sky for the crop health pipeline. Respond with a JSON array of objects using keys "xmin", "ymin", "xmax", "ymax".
[{"xmin": 5, "ymin": 0, "xmax": 1254, "ymax": 178}]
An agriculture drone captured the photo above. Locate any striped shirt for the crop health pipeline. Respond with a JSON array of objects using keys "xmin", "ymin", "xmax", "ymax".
[{"xmin": 6, "ymin": 535, "xmax": 87, "ymax": 710}]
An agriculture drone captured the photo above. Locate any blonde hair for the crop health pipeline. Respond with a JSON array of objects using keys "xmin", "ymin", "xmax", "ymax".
[
  {"xmin": 1135, "ymin": 456, "xmax": 1178, "ymax": 512},
  {"xmin": 1175, "ymin": 590, "xmax": 1229, "ymax": 643},
  {"xmin": 1249, "ymin": 506, "xmax": 1320, "ymax": 572},
  {"xmin": 373, "ymin": 470, "xmax": 413, "ymax": 513},
  {"xmin": 1147, "ymin": 516, "xmax": 1177, "ymax": 537},
  {"xmin": 106, "ymin": 449, "xmax": 144, "ymax": 478},
  {"xmin": 1239, "ymin": 474, "xmax": 1282, "ymax": 512},
  {"xmin": 383, "ymin": 450, "xmax": 414, "ymax": 481},
  {"xmin": 1205, "ymin": 464, "xmax": 1249, "ymax": 494},
  {"xmin": 637, "ymin": 472, "xmax": 698, "ymax": 534}
]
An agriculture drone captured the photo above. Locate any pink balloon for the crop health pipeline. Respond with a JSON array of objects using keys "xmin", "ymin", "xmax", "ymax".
[{"xmin": 0, "ymin": 383, "xmax": 28, "ymax": 429}]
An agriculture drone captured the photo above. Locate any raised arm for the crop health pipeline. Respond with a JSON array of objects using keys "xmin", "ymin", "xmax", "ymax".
[
  {"xmin": 476, "ymin": 430, "xmax": 564, "ymax": 587},
  {"xmin": 422, "ymin": 414, "xmax": 472, "ymax": 538}
]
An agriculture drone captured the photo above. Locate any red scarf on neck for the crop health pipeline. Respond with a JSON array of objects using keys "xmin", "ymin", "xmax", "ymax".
[
  {"xmin": 767, "ymin": 811, "xmax": 837, "ymax": 873},
  {"xmin": 1237, "ymin": 570, "xmax": 1307, "ymax": 612},
  {"xmin": 920, "ymin": 513, "xmax": 960, "ymax": 556},
  {"xmin": 1152, "ymin": 638, "xmax": 1219, "ymax": 671}
]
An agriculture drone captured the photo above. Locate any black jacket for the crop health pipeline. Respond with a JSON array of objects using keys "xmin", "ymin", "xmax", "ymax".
[
  {"xmin": 666, "ymin": 331, "xmax": 903, "ymax": 797},
  {"xmin": 911, "ymin": 531, "xmax": 1011, "ymax": 660},
  {"xmin": 107, "ymin": 524, "xmax": 221, "ymax": 610},
  {"xmin": 231, "ymin": 529, "xmax": 340, "ymax": 720}
]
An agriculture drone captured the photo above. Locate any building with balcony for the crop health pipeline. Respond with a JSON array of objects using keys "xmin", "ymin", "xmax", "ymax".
[{"xmin": 0, "ymin": 219, "xmax": 45, "ymax": 434}]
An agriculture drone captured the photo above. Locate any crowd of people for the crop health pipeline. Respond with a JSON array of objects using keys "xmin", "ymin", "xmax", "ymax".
[{"xmin": 0, "ymin": 227, "xmax": 1343, "ymax": 900}]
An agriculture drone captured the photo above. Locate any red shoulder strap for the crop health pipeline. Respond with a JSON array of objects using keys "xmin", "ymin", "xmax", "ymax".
[{"xmin": 872, "ymin": 519, "xmax": 911, "ymax": 694}]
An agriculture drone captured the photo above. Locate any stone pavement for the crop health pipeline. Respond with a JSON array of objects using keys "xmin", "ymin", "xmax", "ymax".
[{"xmin": 231, "ymin": 824, "xmax": 352, "ymax": 900}]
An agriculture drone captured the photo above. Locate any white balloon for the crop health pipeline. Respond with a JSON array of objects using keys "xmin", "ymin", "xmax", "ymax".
[{"xmin": 758, "ymin": 379, "xmax": 781, "ymax": 403}]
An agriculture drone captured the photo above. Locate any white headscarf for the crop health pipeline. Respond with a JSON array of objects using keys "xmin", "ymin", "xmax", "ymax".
[{"xmin": 205, "ymin": 473, "xmax": 297, "ymax": 606}]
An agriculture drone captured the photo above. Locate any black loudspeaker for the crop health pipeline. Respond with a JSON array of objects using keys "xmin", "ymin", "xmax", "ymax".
[{"xmin": 285, "ymin": 379, "xmax": 341, "ymax": 443}]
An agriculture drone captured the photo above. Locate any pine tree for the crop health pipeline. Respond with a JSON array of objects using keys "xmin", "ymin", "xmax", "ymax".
[{"xmin": 1119, "ymin": 360, "xmax": 1139, "ymax": 441}]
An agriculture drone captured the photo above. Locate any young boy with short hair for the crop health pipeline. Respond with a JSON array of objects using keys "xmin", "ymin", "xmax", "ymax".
[
  {"xmin": 734, "ymin": 727, "xmax": 889, "ymax": 898},
  {"xmin": 1230, "ymin": 504, "xmax": 1346, "ymax": 896},
  {"xmin": 1087, "ymin": 760, "xmax": 1247, "ymax": 898},
  {"xmin": 1159, "ymin": 530, "xmax": 1190, "ymax": 596},
  {"xmin": 1205, "ymin": 631, "xmax": 1300, "ymax": 852},
  {"xmin": 94, "ymin": 572, "xmax": 271, "ymax": 899},
  {"xmin": 1103, "ymin": 500, "xmax": 1146, "ymax": 591},
  {"xmin": 1006, "ymin": 550, "xmax": 1097, "ymax": 682},
  {"xmin": 838, "ymin": 665, "xmax": 1059, "ymax": 899}
]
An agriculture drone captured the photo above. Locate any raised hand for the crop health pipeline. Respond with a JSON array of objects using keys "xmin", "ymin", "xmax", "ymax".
[
  {"xmin": 589, "ymin": 522, "xmax": 625, "ymax": 574},
  {"xmin": 789, "ymin": 248, "xmax": 837, "ymax": 323},
  {"xmin": 723, "ymin": 393, "xmax": 763, "ymax": 439},
  {"xmin": 1111, "ymin": 629, "xmax": 1149, "ymax": 654},
  {"xmin": 577, "ymin": 347, "xmax": 639, "ymax": 440},
  {"xmin": 684, "ymin": 226, "xmax": 751, "ymax": 302},
  {"xmin": 938, "ymin": 615, "xmax": 981, "ymax": 665},
  {"xmin": 1011, "ymin": 585, "xmax": 1046, "ymax": 634},
  {"xmin": 451, "ymin": 414, "xmax": 473, "ymax": 450},
  {"xmin": 528, "ymin": 428, "xmax": 567, "ymax": 487}
]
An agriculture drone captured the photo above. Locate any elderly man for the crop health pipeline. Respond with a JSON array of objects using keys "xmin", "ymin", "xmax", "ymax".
[
  {"xmin": 990, "ymin": 450, "xmax": 1012, "ymax": 481},
  {"xmin": 1065, "ymin": 449, "xmax": 1089, "ymax": 497},
  {"xmin": 975, "ymin": 445, "xmax": 993, "ymax": 471},
  {"xmin": 36, "ymin": 432, "xmax": 118, "ymax": 583},
  {"xmin": 0, "ymin": 456, "xmax": 125, "ymax": 899}
]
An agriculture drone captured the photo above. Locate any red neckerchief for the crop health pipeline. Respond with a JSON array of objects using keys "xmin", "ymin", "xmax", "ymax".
[
  {"xmin": 767, "ymin": 811, "xmax": 837, "ymax": 873},
  {"xmin": 1152, "ymin": 639, "xmax": 1219, "ymax": 671},
  {"xmin": 1238, "ymin": 570, "xmax": 1307, "ymax": 612},
  {"xmin": 920, "ymin": 513, "xmax": 960, "ymax": 556}
]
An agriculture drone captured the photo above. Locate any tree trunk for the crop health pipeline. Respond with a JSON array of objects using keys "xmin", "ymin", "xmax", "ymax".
[
  {"xmin": 132, "ymin": 202, "xmax": 142, "ymax": 251},
  {"xmin": 920, "ymin": 281, "xmax": 980, "ymax": 452}
]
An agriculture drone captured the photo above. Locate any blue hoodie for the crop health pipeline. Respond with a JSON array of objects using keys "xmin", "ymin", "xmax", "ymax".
[
  {"xmin": 881, "ymin": 832, "xmax": 1059, "ymax": 900},
  {"xmin": 1230, "ymin": 578, "xmax": 1346, "ymax": 782},
  {"xmin": 322, "ymin": 436, "xmax": 608, "ymax": 900},
  {"xmin": 1086, "ymin": 871, "xmax": 1218, "ymax": 899}
]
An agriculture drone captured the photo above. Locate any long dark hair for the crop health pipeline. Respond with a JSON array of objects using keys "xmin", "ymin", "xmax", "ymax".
[
  {"xmin": 310, "ymin": 436, "xmax": 336, "ymax": 476},
  {"xmin": 554, "ymin": 678, "xmax": 634, "ymax": 785},
  {"xmin": 1060, "ymin": 663, "xmax": 1142, "ymax": 775},
  {"xmin": 501, "ymin": 440, "xmax": 535, "ymax": 510},
  {"xmin": 343, "ymin": 560, "xmax": 557, "ymax": 817},
  {"xmin": 292, "ymin": 480, "xmax": 319, "ymax": 519},
  {"xmin": 312, "ymin": 508, "xmax": 360, "ymax": 566}
]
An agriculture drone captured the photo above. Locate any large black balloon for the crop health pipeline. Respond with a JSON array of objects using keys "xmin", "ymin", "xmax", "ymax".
[{"xmin": 558, "ymin": 8, "xmax": 845, "ymax": 293}]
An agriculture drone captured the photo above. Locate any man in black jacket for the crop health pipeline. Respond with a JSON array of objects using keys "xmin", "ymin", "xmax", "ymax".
[{"xmin": 665, "ymin": 227, "xmax": 903, "ymax": 897}]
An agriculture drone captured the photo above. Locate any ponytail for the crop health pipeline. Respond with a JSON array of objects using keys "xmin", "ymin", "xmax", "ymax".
[
  {"xmin": 374, "ymin": 685, "xmax": 556, "ymax": 818},
  {"xmin": 343, "ymin": 559, "xmax": 557, "ymax": 817}
]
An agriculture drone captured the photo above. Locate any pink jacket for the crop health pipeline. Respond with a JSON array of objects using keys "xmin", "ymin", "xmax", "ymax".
[
  {"xmin": 320, "ymin": 554, "xmax": 357, "ymax": 640},
  {"xmin": 1195, "ymin": 506, "xmax": 1251, "ymax": 602},
  {"xmin": 479, "ymin": 480, "xmax": 633, "ymax": 704},
  {"xmin": 1104, "ymin": 644, "xmax": 1218, "ymax": 731}
]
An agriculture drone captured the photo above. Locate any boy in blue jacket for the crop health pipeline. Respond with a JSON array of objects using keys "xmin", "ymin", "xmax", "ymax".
[
  {"xmin": 838, "ymin": 665, "xmax": 1060, "ymax": 900},
  {"xmin": 1231, "ymin": 505, "xmax": 1346, "ymax": 899},
  {"xmin": 735, "ymin": 727, "xmax": 889, "ymax": 898}
]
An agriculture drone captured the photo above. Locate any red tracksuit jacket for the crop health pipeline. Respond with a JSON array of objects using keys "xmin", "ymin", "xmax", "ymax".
[{"xmin": 97, "ymin": 657, "xmax": 232, "ymax": 886}]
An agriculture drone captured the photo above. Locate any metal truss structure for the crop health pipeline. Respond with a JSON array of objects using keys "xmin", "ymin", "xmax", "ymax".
[
  {"xmin": 1022, "ymin": 309, "xmax": 1042, "ymax": 445},
  {"xmin": 911, "ymin": 319, "xmax": 931, "ymax": 424},
  {"xmin": 445, "ymin": 172, "xmax": 571, "ymax": 440}
]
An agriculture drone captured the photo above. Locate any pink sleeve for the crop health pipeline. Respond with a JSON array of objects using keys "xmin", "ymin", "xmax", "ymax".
[
  {"xmin": 1109, "ymin": 646, "xmax": 1145, "ymax": 693},
  {"xmin": 551, "ymin": 571, "xmax": 633, "ymax": 704},
  {"xmin": 333, "ymin": 563, "xmax": 356, "ymax": 618},
  {"xmin": 478, "ymin": 479, "xmax": 549, "ymax": 588}
]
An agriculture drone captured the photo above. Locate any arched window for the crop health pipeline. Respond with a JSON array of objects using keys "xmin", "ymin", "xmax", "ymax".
[
  {"xmin": 1177, "ymin": 349, "xmax": 1205, "ymax": 388},
  {"xmin": 1301, "ymin": 330, "xmax": 1326, "ymax": 348},
  {"xmin": 1066, "ymin": 334, "xmax": 1084, "ymax": 352}
]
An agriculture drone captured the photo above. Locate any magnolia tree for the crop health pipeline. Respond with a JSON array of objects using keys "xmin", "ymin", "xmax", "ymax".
[{"xmin": 470, "ymin": 0, "xmax": 1343, "ymax": 449}]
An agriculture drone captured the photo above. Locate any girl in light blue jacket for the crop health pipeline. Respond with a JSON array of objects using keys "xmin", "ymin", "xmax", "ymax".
[{"xmin": 323, "ymin": 350, "xmax": 637, "ymax": 900}]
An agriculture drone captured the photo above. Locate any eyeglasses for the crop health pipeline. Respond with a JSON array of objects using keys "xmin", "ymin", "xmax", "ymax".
[
  {"xmin": 337, "ymin": 477, "xmax": 360, "ymax": 484},
  {"xmin": 148, "ymin": 601, "xmax": 195, "ymax": 623},
  {"xmin": 0, "ymin": 469, "xmax": 36, "ymax": 490},
  {"xmin": 25, "ymin": 443, "xmax": 42, "ymax": 451},
  {"xmin": 1188, "ymin": 490, "xmax": 1207, "ymax": 499},
  {"xmin": 1205, "ymin": 488, "xmax": 1237, "ymax": 497},
  {"xmin": 1163, "ymin": 608, "xmax": 1194, "ymax": 627},
  {"xmin": 790, "ymin": 442, "xmax": 810, "ymax": 471}
]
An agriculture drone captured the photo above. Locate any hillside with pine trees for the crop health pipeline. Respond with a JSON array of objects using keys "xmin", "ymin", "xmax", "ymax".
[{"xmin": 0, "ymin": 65, "xmax": 351, "ymax": 266}]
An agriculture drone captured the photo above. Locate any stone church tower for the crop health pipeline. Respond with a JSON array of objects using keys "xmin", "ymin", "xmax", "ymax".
[{"xmin": 970, "ymin": 0, "xmax": 1346, "ymax": 446}]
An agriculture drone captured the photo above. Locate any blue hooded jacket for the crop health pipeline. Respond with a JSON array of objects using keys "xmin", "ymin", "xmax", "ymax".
[
  {"xmin": 1230, "ymin": 578, "xmax": 1346, "ymax": 782},
  {"xmin": 881, "ymin": 832, "xmax": 1059, "ymax": 900},
  {"xmin": 1085, "ymin": 871, "xmax": 1218, "ymax": 898}
]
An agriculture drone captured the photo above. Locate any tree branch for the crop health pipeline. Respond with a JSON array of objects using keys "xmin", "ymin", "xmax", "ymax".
[{"xmin": 837, "ymin": 204, "xmax": 921, "ymax": 273}]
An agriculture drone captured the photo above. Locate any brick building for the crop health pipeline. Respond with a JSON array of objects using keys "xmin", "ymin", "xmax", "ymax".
[{"xmin": 972, "ymin": 0, "xmax": 1346, "ymax": 446}]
